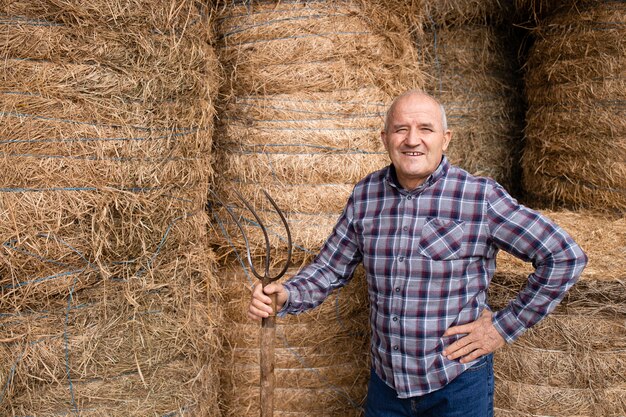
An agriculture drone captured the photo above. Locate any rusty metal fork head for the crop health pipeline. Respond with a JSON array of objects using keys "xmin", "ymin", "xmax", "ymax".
[{"xmin": 216, "ymin": 188, "xmax": 292, "ymax": 286}]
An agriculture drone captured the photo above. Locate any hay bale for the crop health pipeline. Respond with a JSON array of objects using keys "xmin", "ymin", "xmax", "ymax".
[
  {"xmin": 219, "ymin": 266, "xmax": 370, "ymax": 417},
  {"xmin": 422, "ymin": 0, "xmax": 516, "ymax": 25},
  {"xmin": 416, "ymin": 23, "xmax": 524, "ymax": 192},
  {"xmin": 8, "ymin": 359, "xmax": 211, "ymax": 416},
  {"xmin": 1, "ymin": 0, "xmax": 210, "ymax": 30},
  {"xmin": 522, "ymin": 1, "xmax": 626, "ymax": 212},
  {"xmin": 216, "ymin": 0, "xmax": 423, "ymax": 97},
  {"xmin": 490, "ymin": 210, "xmax": 626, "ymax": 415},
  {"xmin": 1, "ymin": 230, "xmax": 222, "ymax": 416},
  {"xmin": 0, "ymin": 2, "xmax": 222, "ymax": 415},
  {"xmin": 495, "ymin": 380, "xmax": 626, "ymax": 416},
  {"xmin": 496, "ymin": 341, "xmax": 626, "ymax": 388}
]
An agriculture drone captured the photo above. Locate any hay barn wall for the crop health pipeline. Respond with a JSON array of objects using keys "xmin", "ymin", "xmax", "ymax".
[
  {"xmin": 522, "ymin": 0, "xmax": 626, "ymax": 212},
  {"xmin": 1, "ymin": 0, "xmax": 624, "ymax": 416},
  {"xmin": 0, "ymin": 1, "xmax": 222, "ymax": 415}
]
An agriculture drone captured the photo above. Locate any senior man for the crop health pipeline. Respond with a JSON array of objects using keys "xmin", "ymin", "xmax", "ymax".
[{"xmin": 248, "ymin": 90, "xmax": 587, "ymax": 416}]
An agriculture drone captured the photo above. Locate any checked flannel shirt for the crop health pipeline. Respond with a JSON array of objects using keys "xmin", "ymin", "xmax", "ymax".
[{"xmin": 279, "ymin": 156, "xmax": 587, "ymax": 398}]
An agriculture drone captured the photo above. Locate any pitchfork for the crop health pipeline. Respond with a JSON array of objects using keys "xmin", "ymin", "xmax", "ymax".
[{"xmin": 216, "ymin": 188, "xmax": 292, "ymax": 417}]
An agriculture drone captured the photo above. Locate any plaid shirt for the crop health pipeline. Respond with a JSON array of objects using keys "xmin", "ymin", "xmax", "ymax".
[{"xmin": 280, "ymin": 156, "xmax": 587, "ymax": 398}]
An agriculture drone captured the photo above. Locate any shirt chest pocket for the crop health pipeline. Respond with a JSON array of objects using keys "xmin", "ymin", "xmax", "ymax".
[{"xmin": 417, "ymin": 217, "xmax": 465, "ymax": 261}]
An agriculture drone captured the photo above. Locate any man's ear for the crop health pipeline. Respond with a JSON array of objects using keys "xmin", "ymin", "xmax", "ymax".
[
  {"xmin": 442, "ymin": 130, "xmax": 452, "ymax": 152},
  {"xmin": 381, "ymin": 130, "xmax": 389, "ymax": 151}
]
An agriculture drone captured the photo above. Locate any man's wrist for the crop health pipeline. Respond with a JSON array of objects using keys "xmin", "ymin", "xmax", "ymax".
[{"xmin": 492, "ymin": 308, "xmax": 527, "ymax": 343}]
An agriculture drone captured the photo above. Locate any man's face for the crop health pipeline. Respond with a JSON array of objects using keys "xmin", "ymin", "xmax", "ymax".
[{"xmin": 381, "ymin": 94, "xmax": 451, "ymax": 190}]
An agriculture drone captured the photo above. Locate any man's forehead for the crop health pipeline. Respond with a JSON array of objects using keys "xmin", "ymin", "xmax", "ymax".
[
  {"xmin": 390, "ymin": 102, "xmax": 441, "ymax": 120},
  {"xmin": 394, "ymin": 93, "xmax": 440, "ymax": 111}
]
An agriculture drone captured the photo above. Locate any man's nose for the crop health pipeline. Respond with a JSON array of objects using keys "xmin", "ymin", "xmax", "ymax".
[{"xmin": 405, "ymin": 128, "xmax": 421, "ymax": 146}]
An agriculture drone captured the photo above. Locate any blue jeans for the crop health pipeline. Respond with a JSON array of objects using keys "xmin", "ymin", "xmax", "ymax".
[{"xmin": 365, "ymin": 354, "xmax": 494, "ymax": 417}]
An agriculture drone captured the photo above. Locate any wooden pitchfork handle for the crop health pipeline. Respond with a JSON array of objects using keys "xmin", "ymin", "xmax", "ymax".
[
  {"xmin": 260, "ymin": 289, "xmax": 277, "ymax": 417},
  {"xmin": 212, "ymin": 188, "xmax": 291, "ymax": 417}
]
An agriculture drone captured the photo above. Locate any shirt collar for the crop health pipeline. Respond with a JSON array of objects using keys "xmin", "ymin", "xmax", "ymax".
[{"xmin": 385, "ymin": 155, "xmax": 450, "ymax": 193}]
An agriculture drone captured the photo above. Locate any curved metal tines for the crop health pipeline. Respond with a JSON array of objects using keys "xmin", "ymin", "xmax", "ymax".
[{"xmin": 232, "ymin": 189, "xmax": 292, "ymax": 283}]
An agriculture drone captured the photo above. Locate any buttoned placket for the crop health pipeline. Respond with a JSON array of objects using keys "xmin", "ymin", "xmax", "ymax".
[{"xmin": 389, "ymin": 192, "xmax": 415, "ymax": 390}]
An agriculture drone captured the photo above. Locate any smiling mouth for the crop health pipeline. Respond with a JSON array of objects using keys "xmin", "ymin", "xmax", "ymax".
[{"xmin": 402, "ymin": 151, "xmax": 423, "ymax": 156}]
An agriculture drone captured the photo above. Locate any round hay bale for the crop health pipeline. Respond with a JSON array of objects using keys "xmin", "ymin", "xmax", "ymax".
[
  {"xmin": 522, "ymin": 1, "xmax": 626, "ymax": 212},
  {"xmin": 417, "ymin": 23, "xmax": 524, "ymax": 192},
  {"xmin": 212, "ymin": 4, "xmax": 423, "ymax": 416},
  {"xmin": 495, "ymin": 379, "xmax": 626, "ymax": 416},
  {"xmin": 514, "ymin": 0, "xmax": 600, "ymax": 24},
  {"xmin": 7, "ymin": 359, "xmax": 210, "ymax": 416},
  {"xmin": 495, "ymin": 342, "xmax": 626, "ymax": 389},
  {"xmin": 219, "ymin": 266, "xmax": 370, "ymax": 417},
  {"xmin": 0, "ymin": 236, "xmax": 222, "ymax": 416},
  {"xmin": 422, "ymin": 0, "xmax": 516, "ymax": 25},
  {"xmin": 1, "ymin": 0, "xmax": 211, "ymax": 31},
  {"xmin": 216, "ymin": 0, "xmax": 423, "ymax": 97},
  {"xmin": 0, "ymin": 2, "xmax": 222, "ymax": 415}
]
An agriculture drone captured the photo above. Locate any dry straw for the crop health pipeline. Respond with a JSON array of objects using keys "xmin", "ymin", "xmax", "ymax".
[
  {"xmin": 219, "ymin": 266, "xmax": 370, "ymax": 417},
  {"xmin": 420, "ymin": 0, "xmax": 516, "ymax": 25},
  {"xmin": 490, "ymin": 210, "xmax": 625, "ymax": 416},
  {"xmin": 215, "ymin": 0, "xmax": 423, "ymax": 97},
  {"xmin": 495, "ymin": 380, "xmax": 626, "ymax": 416},
  {"xmin": 416, "ymin": 23, "xmax": 524, "ymax": 192},
  {"xmin": 1, "ymin": 1, "xmax": 222, "ymax": 415},
  {"xmin": 522, "ymin": 1, "xmax": 626, "ymax": 212}
]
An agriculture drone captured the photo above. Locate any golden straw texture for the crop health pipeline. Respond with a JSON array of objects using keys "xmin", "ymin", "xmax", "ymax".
[
  {"xmin": 0, "ymin": 1, "xmax": 222, "ymax": 415},
  {"xmin": 522, "ymin": 1, "xmax": 626, "ymax": 212}
]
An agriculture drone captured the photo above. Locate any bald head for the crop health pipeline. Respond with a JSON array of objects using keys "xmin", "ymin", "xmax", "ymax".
[{"xmin": 384, "ymin": 90, "xmax": 448, "ymax": 134}]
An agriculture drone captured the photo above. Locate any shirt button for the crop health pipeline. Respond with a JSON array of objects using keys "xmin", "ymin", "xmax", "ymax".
[
  {"xmin": 395, "ymin": 287, "xmax": 400, "ymax": 292},
  {"xmin": 403, "ymin": 226, "xmax": 408, "ymax": 231},
  {"xmin": 407, "ymin": 195, "xmax": 412, "ymax": 200},
  {"xmin": 392, "ymin": 316, "xmax": 398, "ymax": 322},
  {"xmin": 398, "ymin": 256, "xmax": 404, "ymax": 262},
  {"xmin": 393, "ymin": 345, "xmax": 399, "ymax": 351}
]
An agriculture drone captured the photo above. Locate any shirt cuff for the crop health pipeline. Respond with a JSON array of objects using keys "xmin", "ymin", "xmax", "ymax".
[
  {"xmin": 277, "ymin": 281, "xmax": 299, "ymax": 317},
  {"xmin": 493, "ymin": 307, "xmax": 528, "ymax": 343}
]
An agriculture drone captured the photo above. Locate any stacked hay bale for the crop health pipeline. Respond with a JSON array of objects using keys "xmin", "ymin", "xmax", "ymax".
[
  {"xmin": 522, "ymin": 0, "xmax": 626, "ymax": 211},
  {"xmin": 490, "ymin": 211, "xmax": 626, "ymax": 416},
  {"xmin": 220, "ymin": 267, "xmax": 370, "ymax": 417},
  {"xmin": 0, "ymin": 1, "xmax": 221, "ymax": 415},
  {"xmin": 494, "ymin": 1, "xmax": 626, "ymax": 414},
  {"xmin": 210, "ymin": 1, "xmax": 422, "ymax": 416},
  {"xmin": 414, "ymin": 0, "xmax": 524, "ymax": 193}
]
